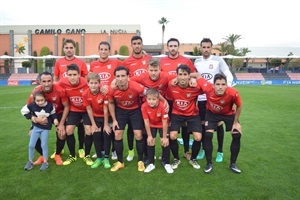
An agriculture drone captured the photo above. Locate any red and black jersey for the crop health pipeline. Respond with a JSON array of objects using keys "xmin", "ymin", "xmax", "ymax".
[
  {"xmin": 58, "ymin": 77, "xmax": 89, "ymax": 112},
  {"xmin": 168, "ymin": 81, "xmax": 204, "ymax": 116},
  {"xmin": 27, "ymin": 84, "xmax": 68, "ymax": 114},
  {"xmin": 197, "ymin": 78, "xmax": 242, "ymax": 115},
  {"xmin": 130, "ymin": 72, "xmax": 176, "ymax": 97},
  {"xmin": 141, "ymin": 101, "xmax": 169, "ymax": 128},
  {"xmin": 82, "ymin": 88, "xmax": 108, "ymax": 117},
  {"xmin": 107, "ymin": 81, "xmax": 145, "ymax": 110},
  {"xmin": 122, "ymin": 55, "xmax": 152, "ymax": 77},
  {"xmin": 90, "ymin": 59, "xmax": 123, "ymax": 85},
  {"xmin": 54, "ymin": 57, "xmax": 88, "ymax": 80},
  {"xmin": 160, "ymin": 55, "xmax": 196, "ymax": 100}
]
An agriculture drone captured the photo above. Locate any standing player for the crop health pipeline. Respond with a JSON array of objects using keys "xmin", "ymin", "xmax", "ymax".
[
  {"xmin": 195, "ymin": 73, "xmax": 242, "ymax": 174},
  {"xmin": 58, "ymin": 64, "xmax": 89, "ymax": 165},
  {"xmin": 107, "ymin": 66, "xmax": 146, "ymax": 172},
  {"xmin": 122, "ymin": 36, "xmax": 152, "ymax": 162},
  {"xmin": 26, "ymin": 72, "xmax": 69, "ymax": 166},
  {"xmin": 53, "ymin": 38, "xmax": 88, "ymax": 158},
  {"xmin": 82, "ymin": 72, "xmax": 112, "ymax": 169},
  {"xmin": 90, "ymin": 41, "xmax": 123, "ymax": 160},
  {"xmin": 168, "ymin": 65, "xmax": 204, "ymax": 170},
  {"xmin": 160, "ymin": 38, "xmax": 196, "ymax": 161},
  {"xmin": 194, "ymin": 38, "xmax": 234, "ymax": 162},
  {"xmin": 141, "ymin": 88, "xmax": 173, "ymax": 174}
]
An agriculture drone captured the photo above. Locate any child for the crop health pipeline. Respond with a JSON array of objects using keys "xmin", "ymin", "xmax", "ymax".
[
  {"xmin": 21, "ymin": 91, "xmax": 59, "ymax": 171},
  {"xmin": 141, "ymin": 88, "xmax": 173, "ymax": 174},
  {"xmin": 82, "ymin": 72, "xmax": 111, "ymax": 169}
]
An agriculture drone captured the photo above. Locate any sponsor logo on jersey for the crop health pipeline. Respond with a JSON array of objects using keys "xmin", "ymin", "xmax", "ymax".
[
  {"xmin": 134, "ymin": 69, "xmax": 147, "ymax": 76},
  {"xmin": 175, "ymin": 100, "xmax": 189, "ymax": 110},
  {"xmin": 201, "ymin": 73, "xmax": 213, "ymax": 80},
  {"xmin": 70, "ymin": 96, "xmax": 83, "ymax": 106},
  {"xmin": 99, "ymin": 72, "xmax": 111, "ymax": 80},
  {"xmin": 120, "ymin": 101, "xmax": 134, "ymax": 106},
  {"xmin": 209, "ymin": 102, "xmax": 223, "ymax": 112}
]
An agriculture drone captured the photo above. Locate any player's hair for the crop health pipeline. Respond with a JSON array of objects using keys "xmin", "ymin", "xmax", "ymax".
[
  {"xmin": 167, "ymin": 38, "xmax": 180, "ymax": 46},
  {"xmin": 146, "ymin": 88, "xmax": 159, "ymax": 97},
  {"xmin": 114, "ymin": 66, "xmax": 129, "ymax": 76},
  {"xmin": 98, "ymin": 41, "xmax": 111, "ymax": 50},
  {"xmin": 176, "ymin": 64, "xmax": 190, "ymax": 74},
  {"xmin": 131, "ymin": 35, "xmax": 143, "ymax": 43},
  {"xmin": 200, "ymin": 38, "xmax": 213, "ymax": 46},
  {"xmin": 148, "ymin": 58, "xmax": 160, "ymax": 68},
  {"xmin": 63, "ymin": 38, "xmax": 76, "ymax": 47},
  {"xmin": 33, "ymin": 90, "xmax": 46, "ymax": 101},
  {"xmin": 214, "ymin": 73, "xmax": 227, "ymax": 83},
  {"xmin": 38, "ymin": 71, "xmax": 53, "ymax": 81},
  {"xmin": 87, "ymin": 72, "xmax": 100, "ymax": 83},
  {"xmin": 67, "ymin": 63, "xmax": 80, "ymax": 73}
]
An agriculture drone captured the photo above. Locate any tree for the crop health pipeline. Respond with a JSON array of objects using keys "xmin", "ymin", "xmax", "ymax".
[
  {"xmin": 223, "ymin": 34, "xmax": 242, "ymax": 48},
  {"xmin": 270, "ymin": 58, "xmax": 282, "ymax": 67},
  {"xmin": 119, "ymin": 45, "xmax": 129, "ymax": 56},
  {"xmin": 3, "ymin": 51, "xmax": 10, "ymax": 74},
  {"xmin": 39, "ymin": 46, "xmax": 51, "ymax": 73},
  {"xmin": 75, "ymin": 42, "xmax": 79, "ymax": 56},
  {"xmin": 33, "ymin": 51, "xmax": 38, "ymax": 73},
  {"xmin": 232, "ymin": 59, "xmax": 244, "ymax": 72},
  {"xmin": 193, "ymin": 46, "xmax": 202, "ymax": 56},
  {"xmin": 238, "ymin": 47, "xmax": 251, "ymax": 56},
  {"xmin": 22, "ymin": 61, "xmax": 31, "ymax": 68},
  {"xmin": 61, "ymin": 38, "xmax": 65, "ymax": 56},
  {"xmin": 158, "ymin": 17, "xmax": 169, "ymax": 54}
]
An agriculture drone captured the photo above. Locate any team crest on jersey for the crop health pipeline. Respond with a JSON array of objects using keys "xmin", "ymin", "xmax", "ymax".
[
  {"xmin": 209, "ymin": 64, "xmax": 213, "ymax": 69},
  {"xmin": 79, "ymin": 89, "xmax": 84, "ymax": 93},
  {"xmin": 158, "ymin": 84, "xmax": 163, "ymax": 89},
  {"xmin": 186, "ymin": 93, "xmax": 191, "ymax": 98},
  {"xmin": 128, "ymin": 94, "xmax": 133, "ymax": 98},
  {"xmin": 52, "ymin": 96, "xmax": 57, "ymax": 101},
  {"xmin": 220, "ymin": 100, "xmax": 225, "ymax": 104},
  {"xmin": 107, "ymin": 64, "xmax": 111, "ymax": 69},
  {"xmin": 142, "ymin": 60, "xmax": 146, "ymax": 65},
  {"xmin": 98, "ymin": 98, "xmax": 103, "ymax": 104},
  {"xmin": 157, "ymin": 112, "xmax": 161, "ymax": 117}
]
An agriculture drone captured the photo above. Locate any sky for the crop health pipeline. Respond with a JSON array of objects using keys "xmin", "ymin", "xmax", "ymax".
[{"xmin": 0, "ymin": 0, "xmax": 300, "ymax": 49}]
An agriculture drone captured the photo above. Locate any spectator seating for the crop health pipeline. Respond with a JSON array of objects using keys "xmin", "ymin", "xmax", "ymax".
[
  {"xmin": 8, "ymin": 73, "xmax": 39, "ymax": 81},
  {"xmin": 286, "ymin": 73, "xmax": 300, "ymax": 80},
  {"xmin": 234, "ymin": 73, "xmax": 265, "ymax": 80},
  {"xmin": 262, "ymin": 72, "xmax": 290, "ymax": 80}
]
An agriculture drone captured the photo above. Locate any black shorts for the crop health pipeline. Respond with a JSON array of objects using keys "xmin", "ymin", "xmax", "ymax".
[
  {"xmin": 205, "ymin": 110, "xmax": 236, "ymax": 131},
  {"xmin": 66, "ymin": 111, "xmax": 91, "ymax": 126},
  {"xmin": 169, "ymin": 114, "xmax": 202, "ymax": 133},
  {"xmin": 115, "ymin": 106, "xmax": 144, "ymax": 130},
  {"xmin": 198, "ymin": 100, "xmax": 207, "ymax": 121},
  {"xmin": 150, "ymin": 128, "xmax": 166, "ymax": 138}
]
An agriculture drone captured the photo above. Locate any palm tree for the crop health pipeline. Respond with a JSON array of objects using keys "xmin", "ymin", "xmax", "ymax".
[
  {"xmin": 223, "ymin": 34, "xmax": 242, "ymax": 48},
  {"xmin": 158, "ymin": 17, "xmax": 169, "ymax": 54},
  {"xmin": 239, "ymin": 47, "xmax": 252, "ymax": 56}
]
